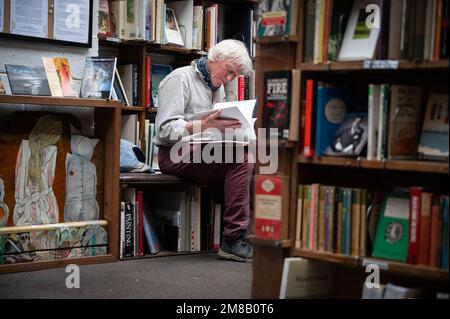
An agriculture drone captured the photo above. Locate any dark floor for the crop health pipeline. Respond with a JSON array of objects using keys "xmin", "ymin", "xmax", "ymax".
[{"xmin": 0, "ymin": 253, "xmax": 252, "ymax": 299}]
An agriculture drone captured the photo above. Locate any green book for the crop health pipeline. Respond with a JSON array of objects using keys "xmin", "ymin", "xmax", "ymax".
[{"xmin": 372, "ymin": 193, "xmax": 410, "ymax": 262}]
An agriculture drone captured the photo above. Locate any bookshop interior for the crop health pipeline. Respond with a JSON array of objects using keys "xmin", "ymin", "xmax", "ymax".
[{"xmin": 0, "ymin": 0, "xmax": 449, "ymax": 300}]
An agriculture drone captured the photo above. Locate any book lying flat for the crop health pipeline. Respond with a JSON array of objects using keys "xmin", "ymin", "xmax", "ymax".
[{"xmin": 187, "ymin": 99, "xmax": 257, "ymax": 144}]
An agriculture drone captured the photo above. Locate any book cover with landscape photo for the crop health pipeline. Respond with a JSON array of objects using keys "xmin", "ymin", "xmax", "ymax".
[{"xmin": 5, "ymin": 64, "xmax": 51, "ymax": 96}]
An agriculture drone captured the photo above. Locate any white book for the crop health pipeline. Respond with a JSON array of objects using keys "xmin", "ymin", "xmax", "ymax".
[
  {"xmin": 110, "ymin": 0, "xmax": 126, "ymax": 39},
  {"xmin": 338, "ymin": 0, "xmax": 382, "ymax": 61},
  {"xmin": 168, "ymin": 0, "xmax": 193, "ymax": 49},
  {"xmin": 279, "ymin": 257, "xmax": 334, "ymax": 299},
  {"xmin": 164, "ymin": 7, "xmax": 184, "ymax": 46},
  {"xmin": 192, "ymin": 6, "xmax": 204, "ymax": 50},
  {"xmin": 189, "ymin": 99, "xmax": 258, "ymax": 143}
]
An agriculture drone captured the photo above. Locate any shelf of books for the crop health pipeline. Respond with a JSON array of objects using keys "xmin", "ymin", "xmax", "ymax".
[
  {"xmin": 293, "ymin": 249, "xmax": 359, "ymax": 267},
  {"xmin": 361, "ymin": 257, "xmax": 449, "ymax": 282},
  {"xmin": 298, "ymin": 156, "xmax": 449, "ymax": 174},
  {"xmin": 120, "ymin": 172, "xmax": 203, "ymax": 185},
  {"xmin": 300, "ymin": 60, "xmax": 449, "ymax": 72}
]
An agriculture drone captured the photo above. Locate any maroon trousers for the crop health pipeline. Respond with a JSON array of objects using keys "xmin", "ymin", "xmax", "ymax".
[{"xmin": 158, "ymin": 144, "xmax": 254, "ymax": 241}]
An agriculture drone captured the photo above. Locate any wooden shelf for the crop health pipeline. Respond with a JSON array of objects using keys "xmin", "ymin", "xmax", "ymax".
[
  {"xmin": 0, "ymin": 95, "xmax": 121, "ymax": 108},
  {"xmin": 248, "ymin": 236, "xmax": 292, "ymax": 248},
  {"xmin": 293, "ymin": 249, "xmax": 359, "ymax": 267},
  {"xmin": 120, "ymin": 172, "xmax": 203, "ymax": 185},
  {"xmin": 121, "ymin": 106, "xmax": 145, "ymax": 113},
  {"xmin": 298, "ymin": 155, "xmax": 449, "ymax": 174},
  {"xmin": 361, "ymin": 258, "xmax": 449, "ymax": 282},
  {"xmin": 0, "ymin": 254, "xmax": 115, "ymax": 274},
  {"xmin": 120, "ymin": 250, "xmax": 214, "ymax": 260},
  {"xmin": 288, "ymin": 251, "xmax": 448, "ymax": 282},
  {"xmin": 300, "ymin": 59, "xmax": 449, "ymax": 72},
  {"xmin": 147, "ymin": 43, "xmax": 207, "ymax": 56},
  {"xmin": 256, "ymin": 35, "xmax": 300, "ymax": 44}
]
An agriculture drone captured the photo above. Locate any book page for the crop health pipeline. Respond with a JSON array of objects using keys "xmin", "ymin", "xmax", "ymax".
[
  {"xmin": 54, "ymin": 0, "xmax": 90, "ymax": 44},
  {"xmin": 10, "ymin": 0, "xmax": 48, "ymax": 38}
]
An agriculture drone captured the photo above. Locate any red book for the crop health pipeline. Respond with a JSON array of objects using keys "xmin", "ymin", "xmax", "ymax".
[
  {"xmin": 238, "ymin": 75, "xmax": 245, "ymax": 101},
  {"xmin": 408, "ymin": 187, "xmax": 422, "ymax": 264},
  {"xmin": 429, "ymin": 196, "xmax": 443, "ymax": 267},
  {"xmin": 303, "ymin": 79, "xmax": 315, "ymax": 157},
  {"xmin": 254, "ymin": 175, "xmax": 289, "ymax": 240},
  {"xmin": 137, "ymin": 191, "xmax": 145, "ymax": 256},
  {"xmin": 418, "ymin": 192, "xmax": 433, "ymax": 266}
]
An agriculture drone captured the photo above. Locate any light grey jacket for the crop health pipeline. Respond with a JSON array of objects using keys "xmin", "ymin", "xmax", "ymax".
[{"xmin": 153, "ymin": 60, "xmax": 226, "ymax": 146}]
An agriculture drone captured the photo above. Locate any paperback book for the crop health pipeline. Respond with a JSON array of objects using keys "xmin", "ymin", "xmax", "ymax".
[
  {"xmin": 5, "ymin": 64, "xmax": 51, "ymax": 96},
  {"xmin": 79, "ymin": 57, "xmax": 117, "ymax": 99}
]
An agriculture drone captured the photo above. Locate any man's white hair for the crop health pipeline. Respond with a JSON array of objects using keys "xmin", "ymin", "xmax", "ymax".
[{"xmin": 207, "ymin": 39, "xmax": 253, "ymax": 75}]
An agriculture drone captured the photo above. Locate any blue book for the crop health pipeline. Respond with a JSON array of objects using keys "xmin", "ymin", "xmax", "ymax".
[{"xmin": 315, "ymin": 82, "xmax": 351, "ymax": 156}]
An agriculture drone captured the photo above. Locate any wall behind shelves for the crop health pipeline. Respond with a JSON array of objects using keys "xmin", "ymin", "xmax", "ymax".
[{"xmin": 0, "ymin": 0, "xmax": 100, "ymax": 83}]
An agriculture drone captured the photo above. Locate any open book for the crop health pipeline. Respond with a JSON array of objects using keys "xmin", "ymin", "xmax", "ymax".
[{"xmin": 185, "ymin": 99, "xmax": 257, "ymax": 144}]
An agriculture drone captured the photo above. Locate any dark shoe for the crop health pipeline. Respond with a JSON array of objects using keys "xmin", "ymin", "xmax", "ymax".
[{"xmin": 218, "ymin": 235, "xmax": 253, "ymax": 262}]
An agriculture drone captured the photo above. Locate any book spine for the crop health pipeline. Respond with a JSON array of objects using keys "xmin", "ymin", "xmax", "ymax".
[
  {"xmin": 429, "ymin": 196, "xmax": 443, "ymax": 267},
  {"xmin": 303, "ymin": 79, "xmax": 315, "ymax": 157},
  {"xmin": 440, "ymin": 0, "xmax": 449, "ymax": 58},
  {"xmin": 238, "ymin": 75, "xmax": 245, "ymax": 101},
  {"xmin": 124, "ymin": 202, "xmax": 134, "ymax": 258},
  {"xmin": 145, "ymin": 56, "xmax": 151, "ymax": 108},
  {"xmin": 408, "ymin": 187, "xmax": 422, "ymax": 264},
  {"xmin": 442, "ymin": 196, "xmax": 449, "ymax": 269},
  {"xmin": 295, "ymin": 185, "xmax": 304, "ymax": 249},
  {"xmin": 133, "ymin": 64, "xmax": 139, "ymax": 106},
  {"xmin": 418, "ymin": 192, "xmax": 432, "ymax": 265},
  {"xmin": 137, "ymin": 191, "xmax": 144, "ymax": 256}
]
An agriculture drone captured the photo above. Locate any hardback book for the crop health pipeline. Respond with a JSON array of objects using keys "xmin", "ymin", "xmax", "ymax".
[
  {"xmin": 98, "ymin": 0, "xmax": 111, "ymax": 38},
  {"xmin": 324, "ymin": 113, "xmax": 368, "ymax": 157},
  {"xmin": 164, "ymin": 7, "xmax": 184, "ymax": 46},
  {"xmin": 372, "ymin": 192, "xmax": 410, "ymax": 262},
  {"xmin": 257, "ymin": 0, "xmax": 298, "ymax": 37},
  {"xmin": 387, "ymin": 85, "xmax": 423, "ymax": 160},
  {"xmin": 279, "ymin": 257, "xmax": 334, "ymax": 299},
  {"xmin": 254, "ymin": 175, "xmax": 290, "ymax": 240},
  {"xmin": 337, "ymin": 0, "xmax": 382, "ymax": 61},
  {"xmin": 0, "ymin": 73, "xmax": 11, "ymax": 94},
  {"xmin": 168, "ymin": 0, "xmax": 194, "ymax": 49},
  {"xmin": 151, "ymin": 64, "xmax": 173, "ymax": 108},
  {"xmin": 314, "ymin": 82, "xmax": 351, "ymax": 156},
  {"xmin": 5, "ymin": 64, "xmax": 51, "ymax": 96},
  {"xmin": 327, "ymin": 0, "xmax": 354, "ymax": 61},
  {"xmin": 79, "ymin": 57, "xmax": 117, "ymax": 99},
  {"xmin": 262, "ymin": 70, "xmax": 301, "ymax": 141},
  {"xmin": 42, "ymin": 57, "xmax": 76, "ymax": 97},
  {"xmin": 417, "ymin": 93, "xmax": 449, "ymax": 161}
]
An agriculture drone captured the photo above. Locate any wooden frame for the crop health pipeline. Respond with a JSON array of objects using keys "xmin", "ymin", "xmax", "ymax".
[
  {"xmin": 0, "ymin": 95, "xmax": 120, "ymax": 273},
  {"xmin": 0, "ymin": 0, "xmax": 93, "ymax": 48}
]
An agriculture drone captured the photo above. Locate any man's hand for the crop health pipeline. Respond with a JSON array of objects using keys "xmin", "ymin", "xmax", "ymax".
[{"xmin": 201, "ymin": 110, "xmax": 241, "ymax": 132}]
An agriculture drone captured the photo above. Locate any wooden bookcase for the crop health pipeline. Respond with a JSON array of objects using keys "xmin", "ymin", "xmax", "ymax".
[
  {"xmin": 251, "ymin": 0, "xmax": 449, "ymax": 298},
  {"xmin": 0, "ymin": 95, "xmax": 120, "ymax": 273},
  {"xmin": 98, "ymin": 0, "xmax": 259, "ymax": 259}
]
